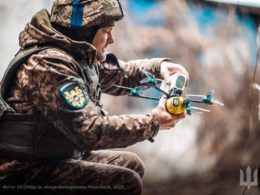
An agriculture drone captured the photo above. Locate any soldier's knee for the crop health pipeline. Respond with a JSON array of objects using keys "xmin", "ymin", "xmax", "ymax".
[
  {"xmin": 124, "ymin": 152, "xmax": 145, "ymax": 178},
  {"xmin": 123, "ymin": 169, "xmax": 143, "ymax": 195},
  {"xmin": 132, "ymin": 153, "xmax": 145, "ymax": 178}
]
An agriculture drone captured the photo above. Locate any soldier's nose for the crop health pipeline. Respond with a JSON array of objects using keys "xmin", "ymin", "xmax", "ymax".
[{"xmin": 108, "ymin": 35, "xmax": 114, "ymax": 44}]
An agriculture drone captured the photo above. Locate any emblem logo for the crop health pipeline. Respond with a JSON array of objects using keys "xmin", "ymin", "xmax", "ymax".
[
  {"xmin": 60, "ymin": 82, "xmax": 87, "ymax": 109},
  {"xmin": 240, "ymin": 166, "xmax": 258, "ymax": 189}
]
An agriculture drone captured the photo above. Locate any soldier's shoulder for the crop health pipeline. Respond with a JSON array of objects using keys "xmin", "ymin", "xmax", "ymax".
[
  {"xmin": 38, "ymin": 47, "xmax": 75, "ymax": 62},
  {"xmin": 26, "ymin": 47, "xmax": 81, "ymax": 73}
]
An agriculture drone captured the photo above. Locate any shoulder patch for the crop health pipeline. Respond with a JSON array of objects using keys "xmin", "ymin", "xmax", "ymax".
[{"xmin": 59, "ymin": 82, "xmax": 87, "ymax": 109}]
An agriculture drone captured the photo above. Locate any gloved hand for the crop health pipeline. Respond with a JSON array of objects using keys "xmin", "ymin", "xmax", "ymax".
[{"xmin": 152, "ymin": 96, "xmax": 186, "ymax": 130}]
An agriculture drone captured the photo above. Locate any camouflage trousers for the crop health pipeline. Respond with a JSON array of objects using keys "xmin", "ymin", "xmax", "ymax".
[{"xmin": 0, "ymin": 150, "xmax": 145, "ymax": 195}]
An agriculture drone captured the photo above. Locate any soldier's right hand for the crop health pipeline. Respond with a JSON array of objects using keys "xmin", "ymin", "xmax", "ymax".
[{"xmin": 152, "ymin": 96, "xmax": 186, "ymax": 130}]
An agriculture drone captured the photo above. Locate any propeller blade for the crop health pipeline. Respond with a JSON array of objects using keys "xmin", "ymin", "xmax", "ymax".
[
  {"xmin": 136, "ymin": 86, "xmax": 148, "ymax": 90},
  {"xmin": 186, "ymin": 94, "xmax": 205, "ymax": 98},
  {"xmin": 187, "ymin": 99, "xmax": 204, "ymax": 104},
  {"xmin": 142, "ymin": 70, "xmax": 154, "ymax": 78},
  {"xmin": 156, "ymin": 78, "xmax": 164, "ymax": 82},
  {"xmin": 113, "ymin": 85, "xmax": 133, "ymax": 90},
  {"xmin": 212, "ymin": 99, "xmax": 224, "ymax": 106},
  {"xmin": 190, "ymin": 106, "xmax": 211, "ymax": 113},
  {"xmin": 140, "ymin": 78, "xmax": 149, "ymax": 84},
  {"xmin": 207, "ymin": 90, "xmax": 215, "ymax": 96},
  {"xmin": 140, "ymin": 86, "xmax": 151, "ymax": 90}
]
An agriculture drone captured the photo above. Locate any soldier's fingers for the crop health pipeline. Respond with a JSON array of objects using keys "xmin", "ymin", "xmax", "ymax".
[
  {"xmin": 161, "ymin": 123, "xmax": 176, "ymax": 130},
  {"xmin": 165, "ymin": 120, "xmax": 177, "ymax": 128},
  {"xmin": 158, "ymin": 95, "xmax": 167, "ymax": 107},
  {"xmin": 160, "ymin": 119, "xmax": 176, "ymax": 129},
  {"xmin": 177, "ymin": 113, "xmax": 186, "ymax": 119},
  {"xmin": 168, "ymin": 64, "xmax": 189, "ymax": 78},
  {"xmin": 162, "ymin": 72, "xmax": 171, "ymax": 86},
  {"xmin": 160, "ymin": 62, "xmax": 171, "ymax": 85}
]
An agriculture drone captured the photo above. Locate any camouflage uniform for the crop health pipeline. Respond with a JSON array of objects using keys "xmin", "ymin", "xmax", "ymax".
[{"xmin": 0, "ymin": 1, "xmax": 169, "ymax": 194}]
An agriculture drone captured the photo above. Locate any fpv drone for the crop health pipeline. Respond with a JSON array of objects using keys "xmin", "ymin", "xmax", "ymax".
[{"xmin": 114, "ymin": 70, "xmax": 224, "ymax": 115}]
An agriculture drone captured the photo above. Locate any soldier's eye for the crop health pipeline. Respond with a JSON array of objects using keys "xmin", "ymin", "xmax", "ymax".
[{"xmin": 102, "ymin": 29, "xmax": 112, "ymax": 34}]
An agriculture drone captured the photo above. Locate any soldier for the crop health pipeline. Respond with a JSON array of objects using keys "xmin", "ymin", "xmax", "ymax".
[{"xmin": 0, "ymin": 0, "xmax": 188, "ymax": 194}]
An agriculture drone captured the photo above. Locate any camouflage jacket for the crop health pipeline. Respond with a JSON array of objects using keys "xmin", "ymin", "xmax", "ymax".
[{"xmin": 6, "ymin": 9, "xmax": 167, "ymax": 154}]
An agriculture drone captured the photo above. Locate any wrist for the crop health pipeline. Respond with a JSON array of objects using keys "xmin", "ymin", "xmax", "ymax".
[{"xmin": 148, "ymin": 113, "xmax": 160, "ymax": 139}]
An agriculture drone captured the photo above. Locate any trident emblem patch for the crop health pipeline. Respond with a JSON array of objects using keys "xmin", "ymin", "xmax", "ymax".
[{"xmin": 59, "ymin": 82, "xmax": 87, "ymax": 109}]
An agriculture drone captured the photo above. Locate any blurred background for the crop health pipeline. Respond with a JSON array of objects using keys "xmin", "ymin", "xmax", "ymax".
[{"xmin": 0, "ymin": 0, "xmax": 260, "ymax": 195}]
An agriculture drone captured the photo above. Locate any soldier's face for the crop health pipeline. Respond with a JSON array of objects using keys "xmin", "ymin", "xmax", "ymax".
[{"xmin": 92, "ymin": 26, "xmax": 114, "ymax": 62}]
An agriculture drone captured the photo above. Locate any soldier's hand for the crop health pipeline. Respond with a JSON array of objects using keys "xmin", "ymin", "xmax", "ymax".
[
  {"xmin": 160, "ymin": 61, "xmax": 189, "ymax": 86},
  {"xmin": 152, "ymin": 96, "xmax": 186, "ymax": 130}
]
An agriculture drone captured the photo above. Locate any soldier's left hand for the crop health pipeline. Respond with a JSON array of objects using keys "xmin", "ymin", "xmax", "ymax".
[
  {"xmin": 160, "ymin": 61, "xmax": 189, "ymax": 86},
  {"xmin": 152, "ymin": 96, "xmax": 186, "ymax": 130}
]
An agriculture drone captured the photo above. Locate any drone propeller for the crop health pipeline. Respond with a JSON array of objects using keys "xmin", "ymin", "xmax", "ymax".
[
  {"xmin": 207, "ymin": 90, "xmax": 215, "ymax": 97},
  {"xmin": 140, "ymin": 71, "xmax": 157, "ymax": 86},
  {"xmin": 186, "ymin": 94, "xmax": 205, "ymax": 98},
  {"xmin": 187, "ymin": 90, "xmax": 215, "ymax": 98},
  {"xmin": 140, "ymin": 77, "xmax": 152, "ymax": 84},
  {"xmin": 205, "ymin": 90, "xmax": 224, "ymax": 106},
  {"xmin": 140, "ymin": 70, "xmax": 163, "ymax": 85},
  {"xmin": 190, "ymin": 106, "xmax": 211, "ymax": 113},
  {"xmin": 186, "ymin": 105, "xmax": 211, "ymax": 115},
  {"xmin": 186, "ymin": 90, "xmax": 224, "ymax": 106},
  {"xmin": 142, "ymin": 70, "xmax": 155, "ymax": 78},
  {"xmin": 210, "ymin": 99, "xmax": 224, "ymax": 106},
  {"xmin": 139, "ymin": 70, "xmax": 170, "ymax": 97},
  {"xmin": 113, "ymin": 85, "xmax": 136, "ymax": 91}
]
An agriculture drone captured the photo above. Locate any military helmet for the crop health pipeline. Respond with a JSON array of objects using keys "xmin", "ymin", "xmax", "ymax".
[{"xmin": 50, "ymin": 0, "xmax": 124, "ymax": 30}]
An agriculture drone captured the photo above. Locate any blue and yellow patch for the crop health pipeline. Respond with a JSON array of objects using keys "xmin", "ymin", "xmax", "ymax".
[{"xmin": 59, "ymin": 82, "xmax": 87, "ymax": 109}]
